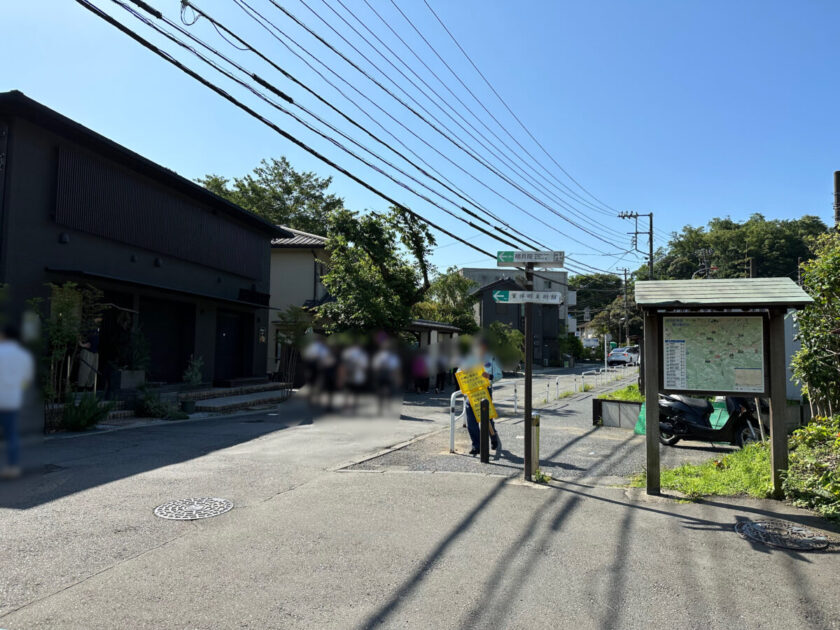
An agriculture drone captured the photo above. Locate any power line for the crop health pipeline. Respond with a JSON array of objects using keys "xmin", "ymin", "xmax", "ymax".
[
  {"xmin": 268, "ymin": 0, "xmax": 625, "ymax": 251},
  {"xmin": 382, "ymin": 0, "xmax": 624, "ymax": 224},
  {"xmin": 228, "ymin": 0, "xmax": 604, "ymax": 254},
  {"xmin": 421, "ymin": 0, "xmax": 619, "ymax": 217},
  {"xmin": 74, "ymin": 0, "xmax": 500, "ymax": 263},
  {"xmin": 326, "ymin": 0, "xmax": 628, "ymax": 241},
  {"xmin": 118, "ymin": 0, "xmax": 539, "ymax": 254}
]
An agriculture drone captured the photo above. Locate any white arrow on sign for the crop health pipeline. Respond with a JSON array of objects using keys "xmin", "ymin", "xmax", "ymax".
[
  {"xmin": 496, "ymin": 250, "xmax": 565, "ymax": 268},
  {"xmin": 492, "ymin": 290, "xmax": 564, "ymax": 304}
]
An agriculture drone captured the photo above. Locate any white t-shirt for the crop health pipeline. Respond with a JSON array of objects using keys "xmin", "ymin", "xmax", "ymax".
[{"xmin": 0, "ymin": 340, "xmax": 35, "ymax": 411}]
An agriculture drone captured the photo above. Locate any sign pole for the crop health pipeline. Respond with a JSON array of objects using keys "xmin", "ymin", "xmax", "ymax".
[{"xmin": 524, "ymin": 262, "xmax": 534, "ymax": 481}]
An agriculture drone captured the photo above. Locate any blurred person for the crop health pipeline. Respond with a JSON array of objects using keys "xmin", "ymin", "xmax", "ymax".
[
  {"xmin": 320, "ymin": 337, "xmax": 340, "ymax": 411},
  {"xmin": 341, "ymin": 338, "xmax": 369, "ymax": 412},
  {"xmin": 301, "ymin": 335, "xmax": 329, "ymax": 406},
  {"xmin": 0, "ymin": 324, "xmax": 34, "ymax": 479},
  {"xmin": 458, "ymin": 336, "xmax": 502, "ymax": 456},
  {"xmin": 411, "ymin": 349, "xmax": 430, "ymax": 394},
  {"xmin": 372, "ymin": 337, "xmax": 401, "ymax": 413},
  {"xmin": 77, "ymin": 316, "xmax": 101, "ymax": 390}
]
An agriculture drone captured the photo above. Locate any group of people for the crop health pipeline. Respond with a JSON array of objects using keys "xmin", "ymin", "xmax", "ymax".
[{"xmin": 301, "ymin": 332, "xmax": 403, "ymax": 412}]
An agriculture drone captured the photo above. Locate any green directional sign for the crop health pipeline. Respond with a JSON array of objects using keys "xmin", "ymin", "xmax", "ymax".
[
  {"xmin": 496, "ymin": 250, "xmax": 565, "ymax": 268},
  {"xmin": 491, "ymin": 290, "xmax": 563, "ymax": 305}
]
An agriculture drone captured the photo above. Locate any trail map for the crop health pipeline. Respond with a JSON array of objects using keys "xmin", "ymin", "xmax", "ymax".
[{"xmin": 662, "ymin": 316, "xmax": 765, "ymax": 393}]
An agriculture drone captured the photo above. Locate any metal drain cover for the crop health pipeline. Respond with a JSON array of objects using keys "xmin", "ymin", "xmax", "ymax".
[
  {"xmin": 154, "ymin": 497, "xmax": 234, "ymax": 521},
  {"xmin": 735, "ymin": 519, "xmax": 830, "ymax": 551}
]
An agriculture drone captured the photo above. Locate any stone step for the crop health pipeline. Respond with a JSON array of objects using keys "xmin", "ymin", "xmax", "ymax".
[
  {"xmin": 194, "ymin": 388, "xmax": 293, "ymax": 413},
  {"xmin": 179, "ymin": 381, "xmax": 292, "ymax": 402}
]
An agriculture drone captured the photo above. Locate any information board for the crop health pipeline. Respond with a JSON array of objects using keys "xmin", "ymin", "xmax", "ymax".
[{"xmin": 661, "ymin": 315, "xmax": 766, "ymax": 394}]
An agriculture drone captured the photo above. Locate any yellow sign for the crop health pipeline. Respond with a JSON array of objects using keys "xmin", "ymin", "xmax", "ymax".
[{"xmin": 456, "ymin": 366, "xmax": 498, "ymax": 420}]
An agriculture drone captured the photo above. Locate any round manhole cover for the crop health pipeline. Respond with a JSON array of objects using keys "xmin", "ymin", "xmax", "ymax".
[
  {"xmin": 154, "ymin": 497, "xmax": 234, "ymax": 521},
  {"xmin": 735, "ymin": 519, "xmax": 830, "ymax": 551}
]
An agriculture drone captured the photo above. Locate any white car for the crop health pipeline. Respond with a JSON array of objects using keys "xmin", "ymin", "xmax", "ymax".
[{"xmin": 607, "ymin": 346, "xmax": 640, "ymax": 366}]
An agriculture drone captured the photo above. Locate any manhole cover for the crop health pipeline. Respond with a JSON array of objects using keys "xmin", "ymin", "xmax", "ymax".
[
  {"xmin": 735, "ymin": 519, "xmax": 830, "ymax": 551},
  {"xmin": 153, "ymin": 497, "xmax": 234, "ymax": 521}
]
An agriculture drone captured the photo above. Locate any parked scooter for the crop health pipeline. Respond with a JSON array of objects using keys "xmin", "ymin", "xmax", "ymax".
[{"xmin": 658, "ymin": 394, "xmax": 762, "ymax": 447}]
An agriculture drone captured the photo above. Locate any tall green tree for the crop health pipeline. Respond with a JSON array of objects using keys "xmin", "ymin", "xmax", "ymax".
[
  {"xmin": 198, "ymin": 157, "xmax": 343, "ymax": 234},
  {"xmin": 412, "ymin": 267, "xmax": 478, "ymax": 333},
  {"xmin": 792, "ymin": 231, "xmax": 840, "ymax": 417},
  {"xmin": 318, "ymin": 207, "xmax": 435, "ymax": 333},
  {"xmin": 569, "ymin": 273, "xmax": 622, "ymax": 320},
  {"xmin": 645, "ymin": 214, "xmax": 827, "ymax": 280}
]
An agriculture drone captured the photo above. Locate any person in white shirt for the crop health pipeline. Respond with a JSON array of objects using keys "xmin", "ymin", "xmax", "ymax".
[{"xmin": 0, "ymin": 324, "xmax": 34, "ymax": 479}]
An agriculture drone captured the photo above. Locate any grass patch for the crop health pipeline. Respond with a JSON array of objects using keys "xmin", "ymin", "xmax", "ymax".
[
  {"xmin": 631, "ymin": 443, "xmax": 772, "ymax": 500},
  {"xmin": 557, "ymin": 390, "xmax": 574, "ymax": 399},
  {"xmin": 600, "ymin": 384, "xmax": 644, "ymax": 402},
  {"xmin": 533, "ymin": 469, "xmax": 552, "ymax": 484},
  {"xmin": 582, "ymin": 383, "xmax": 594, "ymax": 392}
]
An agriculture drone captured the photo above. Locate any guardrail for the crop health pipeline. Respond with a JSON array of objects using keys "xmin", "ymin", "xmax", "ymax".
[{"xmin": 449, "ymin": 381, "xmax": 517, "ymax": 453}]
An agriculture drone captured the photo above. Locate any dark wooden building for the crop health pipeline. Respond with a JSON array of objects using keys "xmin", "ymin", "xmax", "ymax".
[{"xmin": 0, "ymin": 91, "xmax": 285, "ymax": 424}]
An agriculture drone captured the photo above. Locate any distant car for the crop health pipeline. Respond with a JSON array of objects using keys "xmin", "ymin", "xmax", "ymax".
[{"xmin": 607, "ymin": 346, "xmax": 640, "ymax": 366}]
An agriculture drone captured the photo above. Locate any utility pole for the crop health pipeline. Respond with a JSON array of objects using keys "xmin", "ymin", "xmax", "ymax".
[
  {"xmin": 834, "ymin": 171, "xmax": 840, "ymax": 228},
  {"xmin": 523, "ymin": 262, "xmax": 534, "ymax": 482},
  {"xmin": 618, "ymin": 212, "xmax": 654, "ymax": 279},
  {"xmin": 622, "ymin": 268, "xmax": 629, "ymax": 345}
]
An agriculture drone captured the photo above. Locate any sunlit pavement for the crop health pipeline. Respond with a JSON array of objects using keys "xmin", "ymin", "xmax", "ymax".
[{"xmin": 1, "ymin": 382, "xmax": 838, "ymax": 630}]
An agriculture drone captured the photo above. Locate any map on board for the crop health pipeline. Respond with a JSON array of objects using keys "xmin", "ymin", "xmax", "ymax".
[{"xmin": 662, "ymin": 316, "xmax": 765, "ymax": 393}]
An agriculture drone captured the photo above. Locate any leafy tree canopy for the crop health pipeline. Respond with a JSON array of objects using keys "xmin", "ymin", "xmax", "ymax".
[
  {"xmin": 197, "ymin": 157, "xmax": 343, "ymax": 234},
  {"xmin": 318, "ymin": 206, "xmax": 435, "ymax": 333},
  {"xmin": 569, "ymin": 273, "xmax": 623, "ymax": 319},
  {"xmin": 641, "ymin": 213, "xmax": 827, "ymax": 280},
  {"xmin": 412, "ymin": 267, "xmax": 478, "ymax": 334},
  {"xmin": 792, "ymin": 231, "xmax": 840, "ymax": 417}
]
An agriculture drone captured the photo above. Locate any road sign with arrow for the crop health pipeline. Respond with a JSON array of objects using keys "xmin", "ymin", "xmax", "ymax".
[
  {"xmin": 492, "ymin": 290, "xmax": 563, "ymax": 304},
  {"xmin": 496, "ymin": 250, "xmax": 565, "ymax": 267}
]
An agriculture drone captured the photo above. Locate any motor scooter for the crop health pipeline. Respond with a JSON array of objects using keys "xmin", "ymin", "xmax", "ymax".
[{"xmin": 658, "ymin": 394, "xmax": 762, "ymax": 447}]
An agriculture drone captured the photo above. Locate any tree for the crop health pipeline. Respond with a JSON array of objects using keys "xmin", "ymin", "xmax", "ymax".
[
  {"xmin": 569, "ymin": 273, "xmax": 622, "ymax": 321},
  {"xmin": 590, "ymin": 294, "xmax": 643, "ymax": 345},
  {"xmin": 197, "ymin": 157, "xmax": 343, "ymax": 234},
  {"xmin": 792, "ymin": 231, "xmax": 840, "ymax": 417},
  {"xmin": 486, "ymin": 321, "xmax": 524, "ymax": 369},
  {"xmin": 412, "ymin": 267, "xmax": 478, "ymax": 333},
  {"xmin": 318, "ymin": 206, "xmax": 435, "ymax": 333},
  {"xmin": 645, "ymin": 214, "xmax": 827, "ymax": 280}
]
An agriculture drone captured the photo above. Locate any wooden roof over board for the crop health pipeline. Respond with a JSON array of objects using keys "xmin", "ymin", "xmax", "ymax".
[{"xmin": 635, "ymin": 278, "xmax": 813, "ymax": 309}]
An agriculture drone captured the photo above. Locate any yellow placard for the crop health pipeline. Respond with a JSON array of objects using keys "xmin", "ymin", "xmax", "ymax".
[
  {"xmin": 456, "ymin": 365, "xmax": 489, "ymax": 395},
  {"xmin": 456, "ymin": 366, "xmax": 498, "ymax": 420}
]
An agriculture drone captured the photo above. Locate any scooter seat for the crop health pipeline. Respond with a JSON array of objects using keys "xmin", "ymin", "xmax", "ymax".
[{"xmin": 667, "ymin": 395, "xmax": 712, "ymax": 416}]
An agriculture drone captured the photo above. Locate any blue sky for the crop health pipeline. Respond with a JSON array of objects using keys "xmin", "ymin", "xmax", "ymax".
[{"xmin": 3, "ymin": 0, "xmax": 838, "ymax": 277}]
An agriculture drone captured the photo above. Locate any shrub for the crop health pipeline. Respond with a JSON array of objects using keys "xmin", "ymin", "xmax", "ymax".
[
  {"xmin": 784, "ymin": 415, "xmax": 840, "ymax": 520},
  {"xmin": 63, "ymin": 394, "xmax": 113, "ymax": 431},
  {"xmin": 182, "ymin": 354, "xmax": 204, "ymax": 386},
  {"xmin": 135, "ymin": 387, "xmax": 188, "ymax": 420}
]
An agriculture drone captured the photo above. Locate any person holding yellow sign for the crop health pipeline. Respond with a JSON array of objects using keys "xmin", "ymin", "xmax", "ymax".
[{"xmin": 456, "ymin": 338, "xmax": 502, "ymax": 455}]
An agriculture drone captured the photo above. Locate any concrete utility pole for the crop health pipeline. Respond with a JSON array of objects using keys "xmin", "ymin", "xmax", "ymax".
[
  {"xmin": 623, "ymin": 268, "xmax": 629, "ymax": 345},
  {"xmin": 523, "ymin": 262, "xmax": 534, "ymax": 481},
  {"xmin": 618, "ymin": 212, "xmax": 654, "ymax": 279},
  {"xmin": 834, "ymin": 171, "xmax": 840, "ymax": 228}
]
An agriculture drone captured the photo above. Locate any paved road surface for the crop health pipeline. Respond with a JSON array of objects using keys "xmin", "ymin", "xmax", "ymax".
[{"xmin": 1, "ymin": 378, "xmax": 838, "ymax": 629}]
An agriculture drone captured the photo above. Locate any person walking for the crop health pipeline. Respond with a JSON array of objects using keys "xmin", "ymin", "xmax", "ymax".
[
  {"xmin": 0, "ymin": 324, "xmax": 34, "ymax": 479},
  {"xmin": 459, "ymin": 338, "xmax": 502, "ymax": 456}
]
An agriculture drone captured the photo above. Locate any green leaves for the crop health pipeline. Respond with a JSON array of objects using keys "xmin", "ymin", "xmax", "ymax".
[
  {"xmin": 318, "ymin": 207, "xmax": 434, "ymax": 333},
  {"xmin": 792, "ymin": 232, "xmax": 840, "ymax": 417},
  {"xmin": 197, "ymin": 157, "xmax": 342, "ymax": 234}
]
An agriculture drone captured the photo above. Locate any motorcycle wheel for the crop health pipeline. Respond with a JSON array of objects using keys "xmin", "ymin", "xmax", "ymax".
[
  {"xmin": 659, "ymin": 431, "xmax": 680, "ymax": 446},
  {"xmin": 735, "ymin": 422, "xmax": 759, "ymax": 448}
]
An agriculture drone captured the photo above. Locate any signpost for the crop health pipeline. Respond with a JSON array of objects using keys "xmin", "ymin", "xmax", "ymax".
[
  {"xmin": 491, "ymin": 290, "xmax": 563, "ymax": 304},
  {"xmin": 494, "ymin": 250, "xmax": 565, "ymax": 481},
  {"xmin": 497, "ymin": 250, "xmax": 565, "ymax": 267}
]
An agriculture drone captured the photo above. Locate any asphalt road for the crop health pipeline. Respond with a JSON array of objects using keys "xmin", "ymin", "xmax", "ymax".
[{"xmin": 1, "ymin": 375, "xmax": 838, "ymax": 629}]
